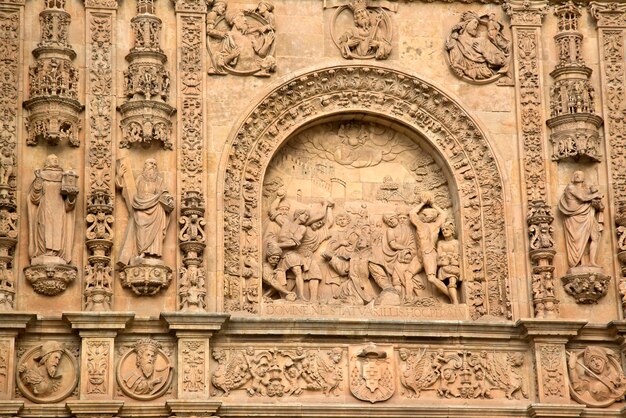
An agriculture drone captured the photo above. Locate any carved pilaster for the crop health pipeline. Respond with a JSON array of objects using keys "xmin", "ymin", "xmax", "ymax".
[
  {"xmin": 0, "ymin": 7, "xmax": 21, "ymax": 311},
  {"xmin": 119, "ymin": 0, "xmax": 175, "ymax": 150},
  {"xmin": 590, "ymin": 3, "xmax": 626, "ymax": 318},
  {"xmin": 24, "ymin": 0, "xmax": 83, "ymax": 148},
  {"xmin": 504, "ymin": 0, "xmax": 555, "ymax": 319},
  {"xmin": 84, "ymin": 0, "xmax": 117, "ymax": 310},
  {"xmin": 0, "ymin": 314, "xmax": 34, "ymax": 403},
  {"xmin": 174, "ymin": 0, "xmax": 207, "ymax": 312}
]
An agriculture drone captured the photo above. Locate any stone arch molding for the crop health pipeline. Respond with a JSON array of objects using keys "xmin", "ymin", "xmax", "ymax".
[{"xmin": 220, "ymin": 63, "xmax": 510, "ymax": 320}]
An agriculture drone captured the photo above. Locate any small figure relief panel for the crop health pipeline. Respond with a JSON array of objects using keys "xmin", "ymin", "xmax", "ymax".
[
  {"xmin": 209, "ymin": 344, "xmax": 529, "ymax": 403},
  {"xmin": 445, "ymin": 11, "xmax": 511, "ymax": 84},
  {"xmin": 567, "ymin": 346, "xmax": 626, "ymax": 408},
  {"xmin": 116, "ymin": 338, "xmax": 174, "ymax": 401},
  {"xmin": 17, "ymin": 341, "xmax": 79, "ymax": 403},
  {"xmin": 206, "ymin": 0, "xmax": 276, "ymax": 77},
  {"xmin": 330, "ymin": 0, "xmax": 393, "ymax": 60},
  {"xmin": 261, "ymin": 120, "xmax": 467, "ymax": 320}
]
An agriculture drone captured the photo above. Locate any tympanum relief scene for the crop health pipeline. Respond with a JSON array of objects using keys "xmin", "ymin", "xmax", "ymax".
[{"xmin": 2, "ymin": 0, "xmax": 626, "ymax": 416}]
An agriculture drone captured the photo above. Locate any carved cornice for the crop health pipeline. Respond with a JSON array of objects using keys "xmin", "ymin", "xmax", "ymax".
[
  {"xmin": 170, "ymin": 0, "xmax": 208, "ymax": 13},
  {"xmin": 83, "ymin": 0, "xmax": 118, "ymax": 9},
  {"xmin": 503, "ymin": 0, "xmax": 548, "ymax": 26},
  {"xmin": 590, "ymin": 1, "xmax": 626, "ymax": 27}
]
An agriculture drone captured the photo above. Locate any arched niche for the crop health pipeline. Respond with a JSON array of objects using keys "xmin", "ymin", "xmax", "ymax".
[{"xmin": 219, "ymin": 64, "xmax": 511, "ymax": 320}]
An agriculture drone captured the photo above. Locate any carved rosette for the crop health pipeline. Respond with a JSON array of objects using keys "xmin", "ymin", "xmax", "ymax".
[
  {"xmin": 0, "ymin": 10, "xmax": 20, "ymax": 310},
  {"xmin": 24, "ymin": 0, "xmax": 83, "ymax": 147},
  {"xmin": 547, "ymin": 2, "xmax": 603, "ymax": 163},
  {"xmin": 119, "ymin": 0, "xmax": 175, "ymax": 150},
  {"xmin": 119, "ymin": 263, "xmax": 173, "ymax": 296}
]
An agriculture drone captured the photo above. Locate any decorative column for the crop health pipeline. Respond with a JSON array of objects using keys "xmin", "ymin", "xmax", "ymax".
[
  {"xmin": 504, "ymin": 0, "xmax": 558, "ymax": 319},
  {"xmin": 0, "ymin": 0, "xmax": 22, "ymax": 311},
  {"xmin": 0, "ymin": 314, "xmax": 34, "ymax": 415},
  {"xmin": 119, "ymin": 0, "xmax": 175, "ymax": 150},
  {"xmin": 83, "ymin": 0, "xmax": 118, "ymax": 311},
  {"xmin": 172, "ymin": 0, "xmax": 207, "ymax": 312},
  {"xmin": 63, "ymin": 312, "xmax": 133, "ymax": 418},
  {"xmin": 161, "ymin": 312, "xmax": 227, "ymax": 414},
  {"xmin": 23, "ymin": 0, "xmax": 83, "ymax": 148},
  {"xmin": 589, "ymin": 2, "xmax": 626, "ymax": 316},
  {"xmin": 519, "ymin": 320, "xmax": 585, "ymax": 417}
]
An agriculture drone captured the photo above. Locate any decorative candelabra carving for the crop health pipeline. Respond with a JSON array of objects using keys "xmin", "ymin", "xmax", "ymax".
[
  {"xmin": 547, "ymin": 1, "xmax": 603, "ymax": 163},
  {"xmin": 178, "ymin": 191, "xmax": 206, "ymax": 311},
  {"xmin": 84, "ymin": 191, "xmax": 114, "ymax": 310},
  {"xmin": 24, "ymin": 0, "xmax": 83, "ymax": 147},
  {"xmin": 119, "ymin": 0, "xmax": 175, "ymax": 150}
]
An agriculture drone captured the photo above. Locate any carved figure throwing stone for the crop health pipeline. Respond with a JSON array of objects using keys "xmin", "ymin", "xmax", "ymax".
[
  {"xmin": 27, "ymin": 154, "xmax": 78, "ymax": 265},
  {"xmin": 558, "ymin": 171, "xmax": 604, "ymax": 269},
  {"xmin": 338, "ymin": 0, "xmax": 391, "ymax": 60},
  {"xmin": 116, "ymin": 158, "xmax": 174, "ymax": 266}
]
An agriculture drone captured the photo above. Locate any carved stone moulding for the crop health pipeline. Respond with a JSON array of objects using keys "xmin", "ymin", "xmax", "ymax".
[
  {"xmin": 118, "ymin": 100, "xmax": 175, "ymax": 150},
  {"xmin": 561, "ymin": 267, "xmax": 610, "ymax": 304},
  {"xmin": 16, "ymin": 341, "xmax": 78, "ymax": 403},
  {"xmin": 24, "ymin": 97, "xmax": 83, "ymax": 147},
  {"xmin": 547, "ymin": 113, "xmax": 603, "ymax": 162},
  {"xmin": 119, "ymin": 263, "xmax": 172, "ymax": 296},
  {"xmin": 23, "ymin": 263, "xmax": 77, "ymax": 296}
]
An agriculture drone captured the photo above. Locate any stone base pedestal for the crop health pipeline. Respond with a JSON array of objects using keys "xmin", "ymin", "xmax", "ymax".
[
  {"xmin": 561, "ymin": 266, "xmax": 610, "ymax": 303},
  {"xmin": 23, "ymin": 263, "xmax": 78, "ymax": 296},
  {"xmin": 120, "ymin": 263, "xmax": 172, "ymax": 296}
]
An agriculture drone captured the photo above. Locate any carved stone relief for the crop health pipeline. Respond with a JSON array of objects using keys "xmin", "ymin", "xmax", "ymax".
[
  {"xmin": 538, "ymin": 344, "xmax": 566, "ymax": 400},
  {"xmin": 16, "ymin": 341, "xmax": 78, "ymax": 403},
  {"xmin": 116, "ymin": 158, "xmax": 174, "ymax": 295},
  {"xmin": 86, "ymin": 340, "xmax": 109, "ymax": 394},
  {"xmin": 445, "ymin": 11, "xmax": 511, "ymax": 84},
  {"xmin": 24, "ymin": 154, "xmax": 79, "ymax": 296},
  {"xmin": 0, "ymin": 9, "xmax": 20, "ymax": 310},
  {"xmin": 221, "ymin": 65, "xmax": 510, "ymax": 320},
  {"xmin": 24, "ymin": 0, "xmax": 83, "ymax": 147},
  {"xmin": 567, "ymin": 346, "xmax": 626, "ymax": 408},
  {"xmin": 330, "ymin": 0, "xmax": 392, "ymax": 60},
  {"xmin": 84, "ymin": 12, "xmax": 115, "ymax": 311},
  {"xmin": 117, "ymin": 338, "xmax": 173, "ymax": 400},
  {"xmin": 349, "ymin": 343, "xmax": 394, "ymax": 403},
  {"xmin": 119, "ymin": 0, "xmax": 175, "ymax": 149},
  {"xmin": 206, "ymin": 0, "xmax": 276, "ymax": 76},
  {"xmin": 261, "ymin": 121, "xmax": 462, "ymax": 312},
  {"xmin": 557, "ymin": 171, "xmax": 609, "ymax": 303},
  {"xmin": 181, "ymin": 340, "xmax": 205, "ymax": 393}
]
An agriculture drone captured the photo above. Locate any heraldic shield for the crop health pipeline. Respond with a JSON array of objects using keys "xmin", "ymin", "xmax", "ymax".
[{"xmin": 349, "ymin": 343, "xmax": 395, "ymax": 403}]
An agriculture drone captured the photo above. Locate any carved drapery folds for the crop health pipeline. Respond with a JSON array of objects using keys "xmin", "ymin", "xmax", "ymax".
[
  {"xmin": 84, "ymin": 12, "xmax": 116, "ymax": 311},
  {"xmin": 119, "ymin": 0, "xmax": 175, "ymax": 150},
  {"xmin": 504, "ymin": 0, "xmax": 555, "ymax": 319},
  {"xmin": 590, "ymin": 3, "xmax": 626, "ymax": 316},
  {"xmin": 206, "ymin": 0, "xmax": 276, "ymax": 76},
  {"xmin": 177, "ymin": 13, "xmax": 207, "ymax": 312},
  {"xmin": 547, "ymin": 2, "xmax": 603, "ymax": 163},
  {"xmin": 445, "ymin": 11, "xmax": 511, "ymax": 84},
  {"xmin": 0, "ymin": 10, "xmax": 20, "ymax": 310},
  {"xmin": 221, "ymin": 65, "xmax": 511, "ymax": 320},
  {"xmin": 24, "ymin": 0, "xmax": 83, "ymax": 148}
]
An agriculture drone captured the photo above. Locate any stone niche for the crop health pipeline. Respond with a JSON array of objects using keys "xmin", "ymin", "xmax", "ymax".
[{"xmin": 259, "ymin": 119, "xmax": 469, "ymax": 320}]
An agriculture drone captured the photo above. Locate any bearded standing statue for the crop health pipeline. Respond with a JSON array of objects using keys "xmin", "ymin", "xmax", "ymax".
[{"xmin": 116, "ymin": 158, "xmax": 174, "ymax": 295}]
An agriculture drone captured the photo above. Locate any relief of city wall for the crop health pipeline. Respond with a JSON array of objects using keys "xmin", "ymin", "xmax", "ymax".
[{"xmin": 0, "ymin": 0, "xmax": 625, "ymax": 415}]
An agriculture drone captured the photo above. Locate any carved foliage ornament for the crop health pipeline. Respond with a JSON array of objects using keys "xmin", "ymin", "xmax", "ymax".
[
  {"xmin": 445, "ymin": 11, "xmax": 511, "ymax": 84},
  {"xmin": 221, "ymin": 64, "xmax": 510, "ymax": 320}
]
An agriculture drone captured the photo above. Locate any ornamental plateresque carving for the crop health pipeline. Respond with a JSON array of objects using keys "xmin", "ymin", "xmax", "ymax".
[
  {"xmin": 206, "ymin": 0, "xmax": 276, "ymax": 76},
  {"xmin": 17, "ymin": 341, "xmax": 79, "ymax": 403},
  {"xmin": 567, "ymin": 346, "xmax": 626, "ymax": 407},
  {"xmin": 0, "ymin": 10, "xmax": 20, "ymax": 310},
  {"xmin": 24, "ymin": 0, "xmax": 83, "ymax": 147},
  {"xmin": 445, "ymin": 11, "xmax": 511, "ymax": 83},
  {"xmin": 222, "ymin": 65, "xmax": 510, "ymax": 320},
  {"xmin": 120, "ymin": 0, "xmax": 175, "ymax": 149},
  {"xmin": 116, "ymin": 338, "xmax": 173, "ymax": 400}
]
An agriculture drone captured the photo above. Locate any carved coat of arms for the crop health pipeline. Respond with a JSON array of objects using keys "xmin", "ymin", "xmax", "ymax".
[{"xmin": 349, "ymin": 343, "xmax": 395, "ymax": 403}]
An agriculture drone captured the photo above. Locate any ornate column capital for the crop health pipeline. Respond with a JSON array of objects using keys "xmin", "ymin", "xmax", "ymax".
[
  {"xmin": 590, "ymin": 2, "xmax": 626, "ymax": 27},
  {"xmin": 171, "ymin": 0, "xmax": 208, "ymax": 14},
  {"xmin": 503, "ymin": 0, "xmax": 548, "ymax": 26}
]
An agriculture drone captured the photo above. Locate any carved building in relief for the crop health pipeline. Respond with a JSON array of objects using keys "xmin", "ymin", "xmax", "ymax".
[{"xmin": 2, "ymin": 0, "xmax": 626, "ymax": 417}]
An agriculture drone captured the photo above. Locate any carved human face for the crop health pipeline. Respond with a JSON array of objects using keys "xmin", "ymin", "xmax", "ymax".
[
  {"xmin": 267, "ymin": 254, "xmax": 280, "ymax": 266},
  {"xmin": 296, "ymin": 211, "xmax": 309, "ymax": 224},
  {"xmin": 335, "ymin": 215, "xmax": 351, "ymax": 228},
  {"xmin": 45, "ymin": 154, "xmax": 59, "ymax": 168},
  {"xmin": 399, "ymin": 349, "xmax": 408, "ymax": 361},
  {"xmin": 419, "ymin": 208, "xmax": 438, "ymax": 223},
  {"xmin": 572, "ymin": 170, "xmax": 585, "ymax": 184},
  {"xmin": 397, "ymin": 214, "xmax": 409, "ymax": 225},
  {"xmin": 137, "ymin": 348, "xmax": 157, "ymax": 378},
  {"xmin": 233, "ymin": 14, "xmax": 248, "ymax": 31},
  {"xmin": 384, "ymin": 215, "xmax": 398, "ymax": 228},
  {"xmin": 214, "ymin": 2, "xmax": 226, "ymax": 14},
  {"xmin": 311, "ymin": 220, "xmax": 325, "ymax": 231},
  {"xmin": 354, "ymin": 9, "xmax": 370, "ymax": 29},
  {"xmin": 442, "ymin": 225, "xmax": 454, "ymax": 238},
  {"xmin": 45, "ymin": 351, "xmax": 62, "ymax": 377},
  {"xmin": 587, "ymin": 355, "xmax": 606, "ymax": 374},
  {"xmin": 466, "ymin": 18, "xmax": 479, "ymax": 36}
]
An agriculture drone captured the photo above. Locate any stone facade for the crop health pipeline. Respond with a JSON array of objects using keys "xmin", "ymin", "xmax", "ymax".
[{"xmin": 0, "ymin": 0, "xmax": 625, "ymax": 416}]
